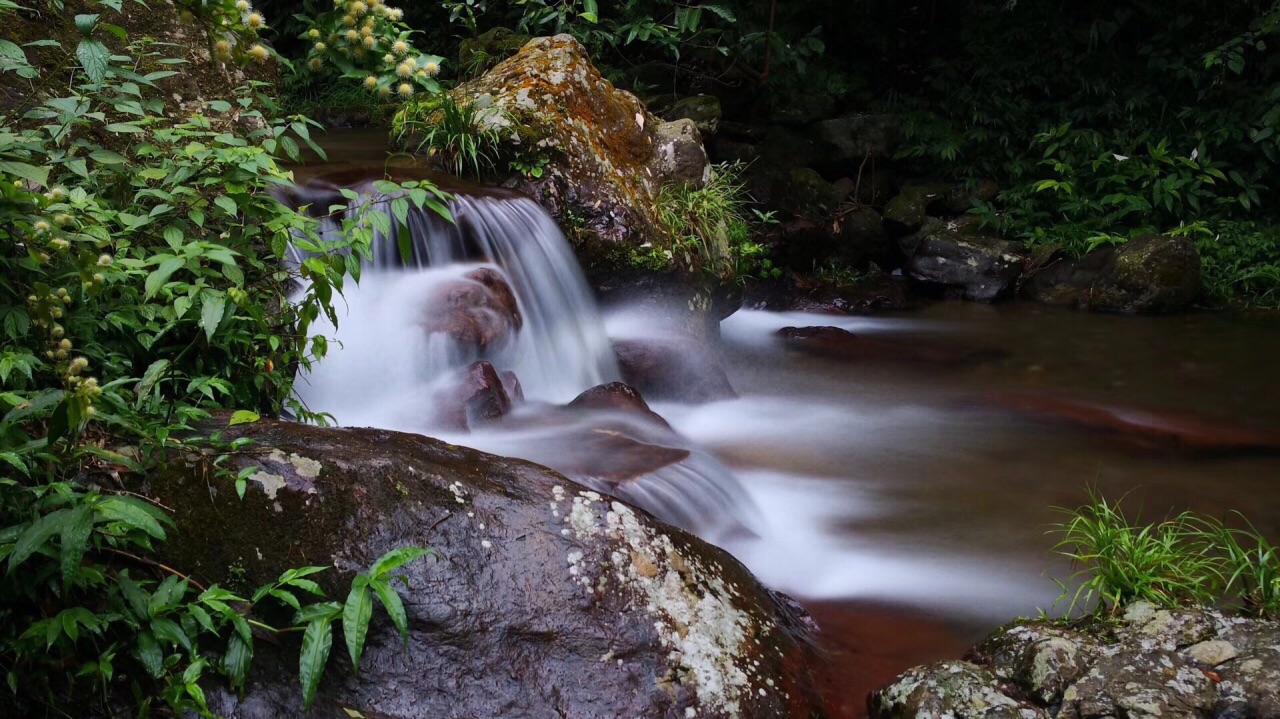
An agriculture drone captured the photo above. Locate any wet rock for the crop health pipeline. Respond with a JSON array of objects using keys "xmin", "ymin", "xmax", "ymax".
[
  {"xmin": 833, "ymin": 207, "xmax": 893, "ymax": 268},
  {"xmin": 613, "ymin": 337, "xmax": 737, "ymax": 403},
  {"xmin": 775, "ymin": 168, "xmax": 841, "ymax": 221},
  {"xmin": 444, "ymin": 35, "xmax": 717, "ymax": 279},
  {"xmin": 1058, "ymin": 648, "xmax": 1218, "ymax": 719},
  {"xmin": 974, "ymin": 390, "xmax": 1280, "ymax": 454},
  {"xmin": 652, "ymin": 118, "xmax": 712, "ymax": 188},
  {"xmin": 967, "ymin": 623, "xmax": 1099, "ymax": 704},
  {"xmin": 430, "ymin": 360, "xmax": 512, "ymax": 431},
  {"xmin": 152, "ymin": 418, "xmax": 823, "ymax": 718},
  {"xmin": 567, "ymin": 381, "xmax": 668, "ymax": 424},
  {"xmin": 500, "ymin": 370, "xmax": 524, "ymax": 402},
  {"xmin": 1024, "ymin": 235, "xmax": 1202, "ymax": 313},
  {"xmin": 663, "ymin": 95, "xmax": 722, "ymax": 136},
  {"xmin": 594, "ymin": 270, "xmax": 742, "ymax": 340},
  {"xmin": 419, "ymin": 268, "xmax": 523, "ymax": 351},
  {"xmin": 905, "ymin": 230, "xmax": 1027, "ymax": 302},
  {"xmin": 810, "ymin": 113, "xmax": 900, "ymax": 165},
  {"xmin": 942, "ymin": 179, "xmax": 1000, "ymax": 214},
  {"xmin": 883, "ymin": 184, "xmax": 950, "ymax": 234},
  {"xmin": 707, "ymin": 136, "xmax": 760, "ymax": 165},
  {"xmin": 869, "ymin": 661, "xmax": 1049, "ymax": 719},
  {"xmin": 777, "ymin": 326, "xmax": 1001, "ymax": 367}
]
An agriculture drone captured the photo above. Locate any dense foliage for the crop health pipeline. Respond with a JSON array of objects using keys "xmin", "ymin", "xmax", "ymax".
[
  {"xmin": 891, "ymin": 0, "xmax": 1280, "ymax": 304},
  {"xmin": 0, "ymin": 2, "xmax": 439, "ymax": 714}
]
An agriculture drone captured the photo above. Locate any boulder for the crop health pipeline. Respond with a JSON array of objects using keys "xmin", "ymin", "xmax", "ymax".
[
  {"xmin": 832, "ymin": 207, "xmax": 892, "ymax": 268},
  {"xmin": 652, "ymin": 118, "xmax": 712, "ymax": 188},
  {"xmin": 810, "ymin": 113, "xmax": 900, "ymax": 165},
  {"xmin": 1024, "ymin": 235, "xmax": 1202, "ymax": 313},
  {"xmin": 419, "ymin": 268, "xmax": 522, "ymax": 352},
  {"xmin": 444, "ymin": 35, "xmax": 717, "ymax": 279},
  {"xmin": 942, "ymin": 179, "xmax": 1000, "ymax": 214},
  {"xmin": 663, "ymin": 95, "xmax": 722, "ymax": 136},
  {"xmin": 872, "ymin": 605, "xmax": 1280, "ymax": 719},
  {"xmin": 768, "ymin": 94, "xmax": 836, "ymax": 126},
  {"xmin": 774, "ymin": 168, "xmax": 841, "ymax": 221},
  {"xmin": 613, "ymin": 336, "xmax": 738, "ymax": 403},
  {"xmin": 151, "ymin": 418, "xmax": 824, "ymax": 718},
  {"xmin": 429, "ymin": 360, "xmax": 513, "ymax": 431},
  {"xmin": 882, "ymin": 184, "xmax": 950, "ymax": 234},
  {"xmin": 566, "ymin": 380, "xmax": 670, "ymax": 426},
  {"xmin": 869, "ymin": 661, "xmax": 1049, "ymax": 719},
  {"xmin": 905, "ymin": 230, "xmax": 1027, "ymax": 302}
]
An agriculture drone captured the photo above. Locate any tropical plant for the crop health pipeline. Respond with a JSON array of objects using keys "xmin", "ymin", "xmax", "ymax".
[{"xmin": 0, "ymin": 3, "xmax": 446, "ymax": 714}]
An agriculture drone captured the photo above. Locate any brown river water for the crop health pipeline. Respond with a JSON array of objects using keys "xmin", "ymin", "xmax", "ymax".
[{"xmin": 288, "ymin": 130, "xmax": 1280, "ymax": 716}]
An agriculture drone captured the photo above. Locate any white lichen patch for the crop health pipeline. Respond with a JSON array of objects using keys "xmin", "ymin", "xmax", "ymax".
[
  {"xmin": 448, "ymin": 481, "xmax": 467, "ymax": 505},
  {"xmin": 248, "ymin": 470, "xmax": 287, "ymax": 500},
  {"xmin": 552, "ymin": 489, "xmax": 766, "ymax": 717},
  {"xmin": 286, "ymin": 452, "xmax": 322, "ymax": 478}
]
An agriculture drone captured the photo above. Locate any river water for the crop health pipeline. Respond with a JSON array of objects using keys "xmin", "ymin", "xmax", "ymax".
[{"xmin": 287, "ymin": 131, "xmax": 1280, "ymax": 715}]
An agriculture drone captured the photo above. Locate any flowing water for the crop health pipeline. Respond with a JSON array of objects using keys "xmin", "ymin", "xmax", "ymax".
[{"xmin": 286, "ymin": 131, "xmax": 1280, "ymax": 714}]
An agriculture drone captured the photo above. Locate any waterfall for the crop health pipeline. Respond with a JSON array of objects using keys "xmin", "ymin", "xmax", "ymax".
[{"xmin": 279, "ymin": 170, "xmax": 753, "ymax": 540}]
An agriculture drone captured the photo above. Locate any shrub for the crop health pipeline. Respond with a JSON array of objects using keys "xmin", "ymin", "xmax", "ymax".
[{"xmin": 390, "ymin": 93, "xmax": 506, "ymax": 178}]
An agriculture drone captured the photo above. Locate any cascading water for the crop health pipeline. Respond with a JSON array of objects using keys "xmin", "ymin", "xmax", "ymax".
[{"xmin": 282, "ymin": 170, "xmax": 754, "ymax": 540}]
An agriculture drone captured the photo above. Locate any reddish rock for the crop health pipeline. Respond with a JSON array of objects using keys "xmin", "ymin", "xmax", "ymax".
[
  {"xmin": 567, "ymin": 381, "xmax": 670, "ymax": 427},
  {"xmin": 431, "ymin": 361, "xmax": 512, "ymax": 431},
  {"xmin": 777, "ymin": 326, "xmax": 1003, "ymax": 367},
  {"xmin": 977, "ymin": 390, "xmax": 1280, "ymax": 454},
  {"xmin": 499, "ymin": 370, "xmax": 524, "ymax": 402},
  {"xmin": 419, "ymin": 270, "xmax": 522, "ymax": 353},
  {"xmin": 614, "ymin": 336, "xmax": 737, "ymax": 403}
]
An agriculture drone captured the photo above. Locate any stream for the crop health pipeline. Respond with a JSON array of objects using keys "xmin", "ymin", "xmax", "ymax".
[{"xmin": 286, "ymin": 131, "xmax": 1280, "ymax": 715}]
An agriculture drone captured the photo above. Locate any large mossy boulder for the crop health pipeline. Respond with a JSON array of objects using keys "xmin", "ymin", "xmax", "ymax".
[
  {"xmin": 443, "ymin": 35, "xmax": 713, "ymax": 281},
  {"xmin": 152, "ymin": 419, "xmax": 823, "ymax": 719},
  {"xmin": 1024, "ymin": 235, "xmax": 1202, "ymax": 313},
  {"xmin": 904, "ymin": 227, "xmax": 1027, "ymax": 302}
]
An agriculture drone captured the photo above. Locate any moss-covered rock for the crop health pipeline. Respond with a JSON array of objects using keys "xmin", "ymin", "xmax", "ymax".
[
  {"xmin": 428, "ymin": 35, "xmax": 712, "ymax": 282},
  {"xmin": 457, "ymin": 27, "xmax": 532, "ymax": 74},
  {"xmin": 1024, "ymin": 235, "xmax": 1202, "ymax": 313},
  {"xmin": 664, "ymin": 95, "xmax": 723, "ymax": 136},
  {"xmin": 149, "ymin": 418, "xmax": 825, "ymax": 718}
]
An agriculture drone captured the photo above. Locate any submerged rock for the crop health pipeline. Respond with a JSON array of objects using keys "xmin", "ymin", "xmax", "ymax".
[
  {"xmin": 777, "ymin": 326, "xmax": 1002, "ymax": 367},
  {"xmin": 419, "ymin": 267, "xmax": 522, "ymax": 352},
  {"xmin": 1024, "ymin": 235, "xmax": 1202, "ymax": 313},
  {"xmin": 430, "ymin": 360, "xmax": 513, "ymax": 431},
  {"xmin": 152, "ymin": 419, "xmax": 823, "ymax": 718},
  {"xmin": 613, "ymin": 336, "xmax": 738, "ymax": 403}
]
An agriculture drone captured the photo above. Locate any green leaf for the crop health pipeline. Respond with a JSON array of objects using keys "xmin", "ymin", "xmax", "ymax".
[
  {"xmin": 95, "ymin": 496, "xmax": 170, "ymax": 540},
  {"xmin": 342, "ymin": 577, "xmax": 372, "ymax": 671},
  {"xmin": 0, "ymin": 161, "xmax": 49, "ymax": 187},
  {"xmin": 144, "ymin": 256, "xmax": 185, "ymax": 298},
  {"xmin": 368, "ymin": 547, "xmax": 431, "ymax": 579},
  {"xmin": 370, "ymin": 577, "xmax": 409, "ymax": 645},
  {"xmin": 59, "ymin": 504, "xmax": 94, "ymax": 580},
  {"xmin": 73, "ymin": 13, "xmax": 98, "ymax": 36},
  {"xmin": 299, "ymin": 618, "xmax": 333, "ymax": 710},
  {"xmin": 229, "ymin": 410, "xmax": 260, "ymax": 426},
  {"xmin": 9, "ymin": 509, "xmax": 72, "ymax": 570},
  {"xmin": 135, "ymin": 631, "xmax": 163, "ymax": 678},
  {"xmin": 214, "ymin": 195, "xmax": 238, "ymax": 217},
  {"xmin": 75, "ymin": 38, "xmax": 110, "ymax": 86},
  {"xmin": 134, "ymin": 359, "xmax": 169, "ymax": 408},
  {"xmin": 199, "ymin": 290, "xmax": 227, "ymax": 342},
  {"xmin": 89, "ymin": 149, "xmax": 127, "ymax": 164},
  {"xmin": 223, "ymin": 633, "xmax": 252, "ymax": 691}
]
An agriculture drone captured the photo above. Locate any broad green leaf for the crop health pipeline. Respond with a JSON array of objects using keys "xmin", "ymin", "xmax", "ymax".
[
  {"xmin": 368, "ymin": 547, "xmax": 432, "ymax": 579},
  {"xmin": 135, "ymin": 631, "xmax": 163, "ymax": 678},
  {"xmin": 229, "ymin": 410, "xmax": 260, "ymax": 426},
  {"xmin": 199, "ymin": 290, "xmax": 227, "ymax": 342},
  {"xmin": 89, "ymin": 149, "xmax": 127, "ymax": 164},
  {"xmin": 73, "ymin": 13, "xmax": 98, "ymax": 36},
  {"xmin": 214, "ymin": 195, "xmax": 238, "ymax": 217},
  {"xmin": 59, "ymin": 504, "xmax": 94, "ymax": 580},
  {"xmin": 75, "ymin": 39, "xmax": 110, "ymax": 86},
  {"xmin": 0, "ymin": 161, "xmax": 49, "ymax": 187},
  {"xmin": 299, "ymin": 618, "xmax": 333, "ymax": 710},
  {"xmin": 95, "ymin": 496, "xmax": 169, "ymax": 539},
  {"xmin": 144, "ymin": 256, "xmax": 185, "ymax": 298},
  {"xmin": 342, "ymin": 578, "xmax": 372, "ymax": 670},
  {"xmin": 134, "ymin": 359, "xmax": 169, "ymax": 408},
  {"xmin": 223, "ymin": 633, "xmax": 252, "ymax": 691},
  {"xmin": 370, "ymin": 577, "xmax": 409, "ymax": 645},
  {"xmin": 9, "ymin": 509, "xmax": 72, "ymax": 570}
]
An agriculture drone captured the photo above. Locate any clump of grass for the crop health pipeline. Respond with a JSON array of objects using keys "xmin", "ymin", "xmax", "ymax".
[
  {"xmin": 656, "ymin": 162, "xmax": 751, "ymax": 275},
  {"xmin": 391, "ymin": 94, "xmax": 506, "ymax": 178},
  {"xmin": 1051, "ymin": 490, "xmax": 1280, "ymax": 618}
]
